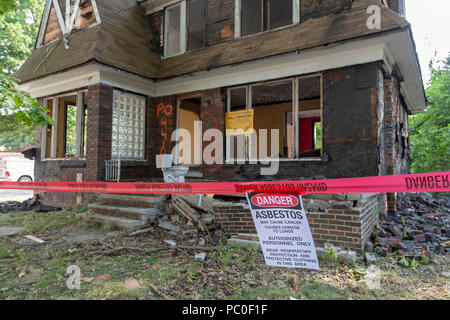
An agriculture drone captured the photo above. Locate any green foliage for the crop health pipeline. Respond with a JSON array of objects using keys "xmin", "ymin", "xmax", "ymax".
[
  {"xmin": 0, "ymin": 72, "xmax": 51, "ymax": 146},
  {"xmin": 348, "ymin": 263, "xmax": 368, "ymax": 281},
  {"xmin": 0, "ymin": 0, "xmax": 50, "ymax": 150},
  {"xmin": 410, "ymin": 54, "xmax": 450, "ymax": 173},
  {"xmin": 0, "ymin": 0, "xmax": 44, "ymax": 75},
  {"xmin": 0, "ymin": 0, "xmax": 17, "ymax": 15},
  {"xmin": 327, "ymin": 244, "xmax": 338, "ymax": 259}
]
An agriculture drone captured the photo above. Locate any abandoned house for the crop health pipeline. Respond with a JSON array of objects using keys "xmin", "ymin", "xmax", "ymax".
[{"xmin": 15, "ymin": 0, "xmax": 426, "ymax": 252}]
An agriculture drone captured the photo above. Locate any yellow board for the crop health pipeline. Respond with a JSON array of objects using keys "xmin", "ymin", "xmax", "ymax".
[{"xmin": 225, "ymin": 109, "xmax": 254, "ymax": 136}]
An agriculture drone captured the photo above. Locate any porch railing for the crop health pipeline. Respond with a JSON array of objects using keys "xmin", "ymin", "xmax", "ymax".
[{"xmin": 105, "ymin": 160, "xmax": 121, "ymax": 182}]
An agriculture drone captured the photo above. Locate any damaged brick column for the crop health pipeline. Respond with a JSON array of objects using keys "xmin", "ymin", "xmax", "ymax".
[
  {"xmin": 85, "ymin": 83, "xmax": 113, "ymax": 182},
  {"xmin": 201, "ymin": 89, "xmax": 226, "ymax": 180},
  {"xmin": 384, "ymin": 76, "xmax": 406, "ymax": 214}
]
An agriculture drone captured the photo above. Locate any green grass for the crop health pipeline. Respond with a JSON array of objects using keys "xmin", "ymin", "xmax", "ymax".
[
  {"xmin": 301, "ymin": 280, "xmax": 344, "ymax": 300},
  {"xmin": 1, "ymin": 209, "xmax": 448, "ymax": 300},
  {"xmin": 0, "ymin": 210, "xmax": 83, "ymax": 234},
  {"xmin": 228, "ymin": 284, "xmax": 297, "ymax": 300}
]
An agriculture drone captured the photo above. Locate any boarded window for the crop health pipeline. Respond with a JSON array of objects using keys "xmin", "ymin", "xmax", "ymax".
[
  {"xmin": 187, "ymin": 0, "xmax": 206, "ymax": 50},
  {"xmin": 166, "ymin": 4, "xmax": 182, "ymax": 55},
  {"xmin": 112, "ymin": 91, "xmax": 146, "ymax": 160}
]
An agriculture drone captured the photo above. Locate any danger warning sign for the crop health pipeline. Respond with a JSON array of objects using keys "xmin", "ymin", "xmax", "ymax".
[{"xmin": 246, "ymin": 193, "xmax": 319, "ymax": 270}]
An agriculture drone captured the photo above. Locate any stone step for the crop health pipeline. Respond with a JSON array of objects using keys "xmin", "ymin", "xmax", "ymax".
[
  {"xmin": 87, "ymin": 203, "xmax": 161, "ymax": 223},
  {"xmin": 79, "ymin": 212, "xmax": 144, "ymax": 232},
  {"xmin": 97, "ymin": 194, "xmax": 167, "ymax": 209}
]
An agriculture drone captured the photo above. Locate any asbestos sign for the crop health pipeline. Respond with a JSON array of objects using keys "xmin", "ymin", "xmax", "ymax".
[
  {"xmin": 225, "ymin": 109, "xmax": 254, "ymax": 135},
  {"xmin": 246, "ymin": 193, "xmax": 319, "ymax": 270}
]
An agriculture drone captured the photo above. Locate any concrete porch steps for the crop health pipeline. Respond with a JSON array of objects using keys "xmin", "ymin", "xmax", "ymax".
[
  {"xmin": 85, "ymin": 194, "xmax": 167, "ymax": 232},
  {"xmin": 80, "ymin": 212, "xmax": 145, "ymax": 232}
]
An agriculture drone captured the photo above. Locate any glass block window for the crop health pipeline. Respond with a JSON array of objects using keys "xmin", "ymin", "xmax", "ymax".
[{"xmin": 112, "ymin": 91, "xmax": 146, "ymax": 160}]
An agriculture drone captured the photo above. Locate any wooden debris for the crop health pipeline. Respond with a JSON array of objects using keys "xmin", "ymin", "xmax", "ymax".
[{"xmin": 149, "ymin": 283, "xmax": 173, "ymax": 300}]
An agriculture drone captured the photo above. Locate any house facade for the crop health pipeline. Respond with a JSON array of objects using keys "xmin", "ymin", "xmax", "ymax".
[{"xmin": 16, "ymin": 0, "xmax": 426, "ymax": 251}]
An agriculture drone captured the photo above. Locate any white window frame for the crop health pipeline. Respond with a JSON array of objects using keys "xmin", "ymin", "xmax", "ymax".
[
  {"xmin": 164, "ymin": 0, "xmax": 187, "ymax": 58},
  {"xmin": 225, "ymin": 73, "xmax": 323, "ymax": 163},
  {"xmin": 41, "ymin": 90, "xmax": 88, "ymax": 160},
  {"xmin": 235, "ymin": 0, "xmax": 300, "ymax": 38}
]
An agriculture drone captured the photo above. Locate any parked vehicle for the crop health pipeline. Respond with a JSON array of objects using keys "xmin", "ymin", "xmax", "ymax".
[{"xmin": 0, "ymin": 156, "xmax": 34, "ymax": 182}]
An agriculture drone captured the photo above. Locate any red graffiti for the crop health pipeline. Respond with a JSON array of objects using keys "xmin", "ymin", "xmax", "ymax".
[{"xmin": 157, "ymin": 103, "xmax": 173, "ymax": 154}]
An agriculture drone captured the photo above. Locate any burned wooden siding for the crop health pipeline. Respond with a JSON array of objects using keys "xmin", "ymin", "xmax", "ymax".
[
  {"xmin": 300, "ymin": 0, "xmax": 353, "ymax": 21},
  {"xmin": 43, "ymin": 0, "xmax": 97, "ymax": 45},
  {"xmin": 148, "ymin": 12, "xmax": 164, "ymax": 54}
]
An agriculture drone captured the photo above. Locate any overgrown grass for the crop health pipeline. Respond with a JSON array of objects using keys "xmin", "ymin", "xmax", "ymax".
[{"xmin": 1, "ymin": 210, "xmax": 448, "ymax": 300}]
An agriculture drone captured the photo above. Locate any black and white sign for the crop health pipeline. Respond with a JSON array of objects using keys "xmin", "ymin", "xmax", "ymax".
[{"xmin": 246, "ymin": 193, "xmax": 319, "ymax": 270}]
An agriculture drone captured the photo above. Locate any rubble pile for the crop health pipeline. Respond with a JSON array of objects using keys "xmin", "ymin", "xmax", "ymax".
[
  {"xmin": 152, "ymin": 195, "xmax": 223, "ymax": 246},
  {"xmin": 373, "ymin": 193, "xmax": 450, "ymax": 257},
  {"xmin": 0, "ymin": 196, "xmax": 61, "ymax": 214}
]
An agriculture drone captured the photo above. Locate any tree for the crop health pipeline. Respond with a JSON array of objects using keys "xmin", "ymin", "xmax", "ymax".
[
  {"xmin": 409, "ymin": 54, "xmax": 450, "ymax": 173},
  {"xmin": 0, "ymin": 0, "xmax": 44, "ymax": 75},
  {"xmin": 0, "ymin": 0, "xmax": 50, "ymax": 151}
]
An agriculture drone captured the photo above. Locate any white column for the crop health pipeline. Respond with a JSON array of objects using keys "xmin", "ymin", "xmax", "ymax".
[
  {"xmin": 293, "ymin": 0, "xmax": 300, "ymax": 24},
  {"xmin": 40, "ymin": 99, "xmax": 48, "ymax": 160},
  {"xmin": 234, "ymin": 0, "xmax": 241, "ymax": 38},
  {"xmin": 75, "ymin": 91, "xmax": 84, "ymax": 158},
  {"xmin": 180, "ymin": 0, "xmax": 187, "ymax": 53},
  {"xmin": 50, "ymin": 97, "xmax": 59, "ymax": 158}
]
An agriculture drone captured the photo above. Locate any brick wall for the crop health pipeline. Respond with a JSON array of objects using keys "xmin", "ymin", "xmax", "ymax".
[{"xmin": 213, "ymin": 194, "xmax": 380, "ymax": 253}]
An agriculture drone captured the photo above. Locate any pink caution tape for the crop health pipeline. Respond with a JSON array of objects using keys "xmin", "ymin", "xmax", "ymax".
[{"xmin": 0, "ymin": 172, "xmax": 448, "ymax": 195}]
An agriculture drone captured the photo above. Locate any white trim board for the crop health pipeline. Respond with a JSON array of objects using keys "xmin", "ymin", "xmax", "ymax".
[{"xmin": 21, "ymin": 30, "xmax": 426, "ymax": 114}]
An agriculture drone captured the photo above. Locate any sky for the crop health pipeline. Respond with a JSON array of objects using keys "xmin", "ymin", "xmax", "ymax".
[{"xmin": 406, "ymin": 0, "xmax": 450, "ymax": 85}]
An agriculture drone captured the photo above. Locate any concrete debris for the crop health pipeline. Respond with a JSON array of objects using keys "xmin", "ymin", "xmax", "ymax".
[
  {"xmin": 337, "ymin": 250, "xmax": 357, "ymax": 266},
  {"xmin": 20, "ymin": 268, "xmax": 43, "ymax": 285},
  {"xmin": 194, "ymin": 252, "xmax": 207, "ymax": 261},
  {"xmin": 24, "ymin": 235, "xmax": 45, "ymax": 244},
  {"xmin": 198, "ymin": 238, "xmax": 206, "ymax": 246},
  {"xmin": 200, "ymin": 214, "xmax": 214, "ymax": 225},
  {"xmin": 373, "ymin": 193, "xmax": 450, "ymax": 257},
  {"xmin": 365, "ymin": 252, "xmax": 377, "ymax": 264},
  {"xmin": 0, "ymin": 227, "xmax": 24, "ymax": 236},
  {"xmin": 227, "ymin": 237, "xmax": 261, "ymax": 250},
  {"xmin": 164, "ymin": 240, "xmax": 177, "ymax": 247},
  {"xmin": 441, "ymin": 272, "xmax": 450, "ymax": 278},
  {"xmin": 158, "ymin": 220, "xmax": 181, "ymax": 232}
]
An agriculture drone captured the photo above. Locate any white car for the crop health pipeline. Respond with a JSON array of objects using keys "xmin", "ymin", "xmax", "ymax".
[{"xmin": 0, "ymin": 156, "xmax": 34, "ymax": 182}]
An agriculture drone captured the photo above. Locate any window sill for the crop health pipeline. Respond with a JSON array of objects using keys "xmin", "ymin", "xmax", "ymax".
[
  {"xmin": 162, "ymin": 51, "xmax": 186, "ymax": 60},
  {"xmin": 225, "ymin": 157, "xmax": 323, "ymax": 164},
  {"xmin": 238, "ymin": 23, "xmax": 298, "ymax": 40},
  {"xmin": 41, "ymin": 158, "xmax": 86, "ymax": 161},
  {"xmin": 111, "ymin": 159, "xmax": 148, "ymax": 167}
]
